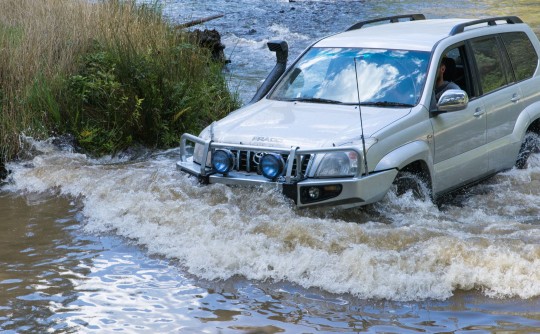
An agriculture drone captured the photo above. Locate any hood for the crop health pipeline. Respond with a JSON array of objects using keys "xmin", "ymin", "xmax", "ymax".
[{"xmin": 210, "ymin": 100, "xmax": 411, "ymax": 148}]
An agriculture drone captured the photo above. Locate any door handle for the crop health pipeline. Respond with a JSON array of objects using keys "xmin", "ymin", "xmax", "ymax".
[
  {"xmin": 511, "ymin": 93, "xmax": 521, "ymax": 103},
  {"xmin": 473, "ymin": 107, "xmax": 485, "ymax": 118}
]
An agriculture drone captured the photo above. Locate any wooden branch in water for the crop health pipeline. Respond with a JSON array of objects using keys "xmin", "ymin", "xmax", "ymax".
[{"xmin": 176, "ymin": 14, "xmax": 224, "ymax": 29}]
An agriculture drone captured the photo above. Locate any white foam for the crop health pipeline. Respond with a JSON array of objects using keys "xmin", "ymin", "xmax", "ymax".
[
  {"xmin": 268, "ymin": 23, "xmax": 310, "ymax": 41},
  {"xmin": 5, "ymin": 145, "xmax": 540, "ymax": 301}
]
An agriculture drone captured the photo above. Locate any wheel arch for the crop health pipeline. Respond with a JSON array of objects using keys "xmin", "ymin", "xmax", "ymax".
[
  {"xmin": 375, "ymin": 141, "xmax": 433, "ymax": 171},
  {"xmin": 527, "ymin": 117, "xmax": 540, "ymax": 134},
  {"xmin": 518, "ymin": 100, "xmax": 540, "ymax": 138},
  {"xmin": 374, "ymin": 140, "xmax": 433, "ymax": 187}
]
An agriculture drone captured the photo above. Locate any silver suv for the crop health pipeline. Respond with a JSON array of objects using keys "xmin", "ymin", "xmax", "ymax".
[{"xmin": 177, "ymin": 14, "xmax": 540, "ymax": 208}]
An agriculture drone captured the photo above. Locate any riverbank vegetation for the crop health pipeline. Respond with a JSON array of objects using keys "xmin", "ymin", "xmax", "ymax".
[{"xmin": 0, "ymin": 0, "xmax": 239, "ymax": 167}]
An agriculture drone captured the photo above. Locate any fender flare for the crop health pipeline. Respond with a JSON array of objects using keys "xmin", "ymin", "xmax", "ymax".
[
  {"xmin": 522, "ymin": 100, "xmax": 540, "ymax": 134},
  {"xmin": 513, "ymin": 102, "xmax": 535, "ymax": 141},
  {"xmin": 374, "ymin": 140, "xmax": 434, "ymax": 179}
]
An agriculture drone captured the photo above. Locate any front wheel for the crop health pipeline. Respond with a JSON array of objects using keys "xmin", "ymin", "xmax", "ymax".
[
  {"xmin": 392, "ymin": 171, "xmax": 432, "ymax": 201},
  {"xmin": 516, "ymin": 132, "xmax": 540, "ymax": 169}
]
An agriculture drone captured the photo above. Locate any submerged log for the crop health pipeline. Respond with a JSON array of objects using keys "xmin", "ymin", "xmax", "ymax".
[{"xmin": 176, "ymin": 14, "xmax": 224, "ymax": 29}]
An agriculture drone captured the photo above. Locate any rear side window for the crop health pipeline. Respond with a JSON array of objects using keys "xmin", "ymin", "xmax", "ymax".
[
  {"xmin": 501, "ymin": 32, "xmax": 538, "ymax": 81},
  {"xmin": 470, "ymin": 37, "xmax": 508, "ymax": 95}
]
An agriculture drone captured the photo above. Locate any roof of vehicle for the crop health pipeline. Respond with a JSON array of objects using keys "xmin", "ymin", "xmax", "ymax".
[{"xmin": 314, "ymin": 18, "xmax": 521, "ymax": 51}]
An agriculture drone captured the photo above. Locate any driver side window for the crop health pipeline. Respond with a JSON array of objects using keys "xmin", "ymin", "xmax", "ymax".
[
  {"xmin": 442, "ymin": 45, "xmax": 475, "ymax": 98},
  {"xmin": 431, "ymin": 45, "xmax": 474, "ymax": 110}
]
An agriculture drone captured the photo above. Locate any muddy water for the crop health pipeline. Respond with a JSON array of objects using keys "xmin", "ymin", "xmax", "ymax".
[
  {"xmin": 2, "ymin": 140, "xmax": 540, "ymax": 332},
  {"xmin": 2, "ymin": 0, "xmax": 540, "ymax": 333}
]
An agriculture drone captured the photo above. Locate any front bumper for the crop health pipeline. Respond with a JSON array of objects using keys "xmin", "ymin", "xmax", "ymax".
[{"xmin": 177, "ymin": 134, "xmax": 398, "ymax": 208}]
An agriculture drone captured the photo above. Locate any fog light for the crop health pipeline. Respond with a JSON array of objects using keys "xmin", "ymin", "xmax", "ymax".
[
  {"xmin": 212, "ymin": 149, "xmax": 234, "ymax": 174},
  {"xmin": 300, "ymin": 184, "xmax": 343, "ymax": 204},
  {"xmin": 260, "ymin": 153, "xmax": 285, "ymax": 180},
  {"xmin": 308, "ymin": 187, "xmax": 320, "ymax": 199}
]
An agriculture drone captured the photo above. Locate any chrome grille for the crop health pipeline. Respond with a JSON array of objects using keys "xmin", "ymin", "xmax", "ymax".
[{"xmin": 229, "ymin": 150, "xmax": 311, "ymax": 176}]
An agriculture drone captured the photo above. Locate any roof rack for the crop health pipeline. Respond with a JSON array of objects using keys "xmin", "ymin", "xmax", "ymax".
[
  {"xmin": 345, "ymin": 14, "xmax": 426, "ymax": 31},
  {"xmin": 449, "ymin": 16, "xmax": 523, "ymax": 36}
]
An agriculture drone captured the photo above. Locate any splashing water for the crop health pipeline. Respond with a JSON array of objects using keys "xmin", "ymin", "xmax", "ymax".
[{"xmin": 5, "ymin": 137, "xmax": 540, "ymax": 302}]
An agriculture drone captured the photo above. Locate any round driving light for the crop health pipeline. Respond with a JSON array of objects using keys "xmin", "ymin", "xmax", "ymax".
[
  {"xmin": 212, "ymin": 149, "xmax": 234, "ymax": 174},
  {"xmin": 308, "ymin": 187, "xmax": 320, "ymax": 199},
  {"xmin": 260, "ymin": 153, "xmax": 285, "ymax": 180}
]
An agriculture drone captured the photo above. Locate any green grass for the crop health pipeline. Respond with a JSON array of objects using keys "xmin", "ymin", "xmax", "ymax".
[{"xmin": 0, "ymin": 0, "xmax": 239, "ymax": 163}]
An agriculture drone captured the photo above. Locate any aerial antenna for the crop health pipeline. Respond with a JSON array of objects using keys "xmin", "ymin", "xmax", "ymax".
[{"xmin": 353, "ymin": 57, "xmax": 369, "ymax": 177}]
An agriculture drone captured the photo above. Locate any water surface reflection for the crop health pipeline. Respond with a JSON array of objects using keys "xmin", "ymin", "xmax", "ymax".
[{"xmin": 0, "ymin": 193, "xmax": 93, "ymax": 332}]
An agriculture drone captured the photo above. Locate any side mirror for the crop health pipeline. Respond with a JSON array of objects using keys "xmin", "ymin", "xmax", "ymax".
[{"xmin": 436, "ymin": 89, "xmax": 469, "ymax": 112}]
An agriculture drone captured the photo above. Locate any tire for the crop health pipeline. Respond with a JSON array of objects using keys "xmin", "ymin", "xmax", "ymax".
[
  {"xmin": 516, "ymin": 132, "xmax": 540, "ymax": 169},
  {"xmin": 393, "ymin": 171, "xmax": 431, "ymax": 201}
]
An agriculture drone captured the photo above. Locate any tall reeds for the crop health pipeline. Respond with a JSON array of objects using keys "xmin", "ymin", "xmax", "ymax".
[{"xmin": 0, "ymin": 0, "xmax": 238, "ymax": 160}]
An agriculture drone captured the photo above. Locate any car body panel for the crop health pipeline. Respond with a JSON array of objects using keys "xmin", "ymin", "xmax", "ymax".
[{"xmin": 209, "ymin": 101, "xmax": 411, "ymax": 149}]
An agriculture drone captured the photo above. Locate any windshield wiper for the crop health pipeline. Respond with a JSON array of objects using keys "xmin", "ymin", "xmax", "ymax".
[
  {"xmin": 359, "ymin": 101, "xmax": 414, "ymax": 108},
  {"xmin": 287, "ymin": 97, "xmax": 344, "ymax": 104}
]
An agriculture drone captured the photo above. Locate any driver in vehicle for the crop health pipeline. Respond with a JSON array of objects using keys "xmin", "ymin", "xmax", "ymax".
[{"xmin": 435, "ymin": 57, "xmax": 461, "ymax": 100}]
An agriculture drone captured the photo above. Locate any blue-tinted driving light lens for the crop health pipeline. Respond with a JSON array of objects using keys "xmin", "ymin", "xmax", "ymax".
[
  {"xmin": 260, "ymin": 153, "xmax": 285, "ymax": 180},
  {"xmin": 212, "ymin": 149, "xmax": 234, "ymax": 174}
]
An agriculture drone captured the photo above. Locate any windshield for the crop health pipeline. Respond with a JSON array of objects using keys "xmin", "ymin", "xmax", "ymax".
[{"xmin": 269, "ymin": 48, "xmax": 430, "ymax": 107}]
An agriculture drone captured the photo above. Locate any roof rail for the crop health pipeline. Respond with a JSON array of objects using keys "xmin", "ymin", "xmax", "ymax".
[
  {"xmin": 345, "ymin": 14, "xmax": 426, "ymax": 31},
  {"xmin": 449, "ymin": 16, "xmax": 523, "ymax": 36}
]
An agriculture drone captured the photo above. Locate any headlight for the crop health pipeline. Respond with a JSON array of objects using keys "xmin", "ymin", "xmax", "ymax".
[
  {"xmin": 315, "ymin": 151, "xmax": 358, "ymax": 177},
  {"xmin": 259, "ymin": 153, "xmax": 285, "ymax": 180},
  {"xmin": 314, "ymin": 138, "xmax": 377, "ymax": 177}
]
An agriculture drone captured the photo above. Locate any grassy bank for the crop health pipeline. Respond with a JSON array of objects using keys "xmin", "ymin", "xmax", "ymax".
[{"xmin": 0, "ymin": 0, "xmax": 239, "ymax": 164}]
